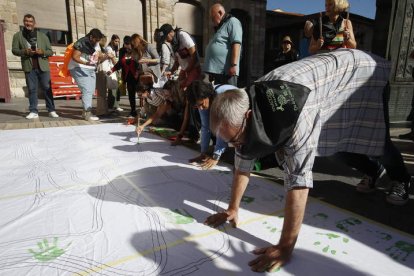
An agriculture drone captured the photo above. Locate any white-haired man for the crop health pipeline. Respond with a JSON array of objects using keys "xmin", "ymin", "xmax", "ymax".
[{"xmin": 204, "ymin": 49, "xmax": 411, "ymax": 272}]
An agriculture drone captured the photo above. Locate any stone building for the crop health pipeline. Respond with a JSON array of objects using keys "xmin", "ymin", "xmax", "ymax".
[
  {"xmin": 0, "ymin": 0, "xmax": 413, "ymax": 121},
  {"xmin": 0, "ymin": 0, "xmax": 266, "ymax": 98}
]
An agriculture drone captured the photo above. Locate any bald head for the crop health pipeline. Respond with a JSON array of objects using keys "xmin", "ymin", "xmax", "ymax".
[{"xmin": 210, "ymin": 3, "xmax": 226, "ymax": 26}]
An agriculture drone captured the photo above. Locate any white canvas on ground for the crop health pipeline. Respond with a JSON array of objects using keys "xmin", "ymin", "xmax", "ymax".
[{"xmin": 0, "ymin": 124, "xmax": 413, "ymax": 275}]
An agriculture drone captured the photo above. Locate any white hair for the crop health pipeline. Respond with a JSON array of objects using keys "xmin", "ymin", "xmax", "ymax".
[{"xmin": 210, "ymin": 88, "xmax": 250, "ymax": 135}]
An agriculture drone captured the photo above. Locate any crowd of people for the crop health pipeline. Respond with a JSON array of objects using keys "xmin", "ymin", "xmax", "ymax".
[{"xmin": 11, "ymin": 0, "xmax": 412, "ymax": 273}]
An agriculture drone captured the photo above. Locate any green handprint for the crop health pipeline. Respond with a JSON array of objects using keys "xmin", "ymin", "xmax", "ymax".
[
  {"xmin": 313, "ymin": 233, "xmax": 349, "ymax": 255},
  {"xmin": 336, "ymin": 217, "xmax": 362, "ymax": 232},
  {"xmin": 386, "ymin": 241, "xmax": 414, "ymax": 262},
  {"xmin": 366, "ymin": 229, "xmax": 392, "ymax": 244},
  {"xmin": 166, "ymin": 209, "xmax": 194, "ymax": 224},
  {"xmin": 28, "ymin": 237, "xmax": 71, "ymax": 262},
  {"xmin": 262, "ymin": 221, "xmax": 278, "ymax": 233}
]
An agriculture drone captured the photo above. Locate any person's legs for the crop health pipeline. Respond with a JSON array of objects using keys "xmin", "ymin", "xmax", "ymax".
[
  {"xmin": 96, "ymin": 71, "xmax": 108, "ymax": 116},
  {"xmin": 107, "ymin": 88, "xmax": 115, "ymax": 109},
  {"xmin": 126, "ymin": 77, "xmax": 137, "ymax": 117},
  {"xmin": 382, "ymin": 82, "xmax": 411, "ymax": 204},
  {"xmin": 38, "ymin": 70, "xmax": 56, "ymax": 113},
  {"xmin": 70, "ymin": 67, "xmax": 97, "ymax": 120},
  {"xmin": 25, "ymin": 69, "xmax": 39, "ymax": 114},
  {"xmin": 226, "ymin": 75, "xmax": 238, "ymax": 87},
  {"xmin": 334, "ymin": 152, "xmax": 387, "ymax": 193}
]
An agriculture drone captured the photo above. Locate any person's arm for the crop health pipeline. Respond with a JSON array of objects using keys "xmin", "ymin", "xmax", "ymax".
[
  {"xmin": 136, "ymin": 102, "xmax": 170, "ymax": 135},
  {"xmin": 160, "ymin": 44, "xmax": 170, "ymax": 74},
  {"xmin": 71, "ymin": 49, "xmax": 89, "ymax": 65},
  {"xmin": 308, "ymin": 35, "xmax": 324, "ymax": 54},
  {"xmin": 11, "ymin": 33, "xmax": 31, "ymax": 57},
  {"xmin": 204, "ymin": 168, "xmax": 251, "ymax": 227},
  {"xmin": 183, "ymin": 46, "xmax": 197, "ymax": 73},
  {"xmin": 228, "ymin": 43, "xmax": 241, "ymax": 76},
  {"xmin": 248, "ymin": 187, "xmax": 309, "ymax": 272},
  {"xmin": 171, "ymin": 99, "xmax": 190, "ymax": 146},
  {"xmin": 343, "ymin": 19, "xmax": 357, "ymax": 49}
]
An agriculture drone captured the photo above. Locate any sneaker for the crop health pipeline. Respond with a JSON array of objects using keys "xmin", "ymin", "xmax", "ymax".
[
  {"xmin": 82, "ymin": 111, "xmax": 99, "ymax": 121},
  {"xmin": 398, "ymin": 132, "xmax": 414, "ymax": 141},
  {"xmin": 386, "ymin": 181, "xmax": 410, "ymax": 205},
  {"xmin": 356, "ymin": 166, "xmax": 388, "ymax": 193},
  {"xmin": 26, "ymin": 112, "xmax": 39, "ymax": 119},
  {"xmin": 48, "ymin": 111, "xmax": 59, "ymax": 118},
  {"xmin": 115, "ymin": 107, "xmax": 124, "ymax": 112}
]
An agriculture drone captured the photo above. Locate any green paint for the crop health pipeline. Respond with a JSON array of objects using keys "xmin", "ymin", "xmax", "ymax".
[
  {"xmin": 376, "ymin": 231, "xmax": 392, "ymax": 241},
  {"xmin": 165, "ymin": 209, "xmax": 194, "ymax": 224},
  {"xmin": 313, "ymin": 213, "xmax": 328, "ymax": 220},
  {"xmin": 263, "ymin": 221, "xmax": 278, "ymax": 233},
  {"xmin": 241, "ymin": 196, "xmax": 254, "ymax": 204},
  {"xmin": 336, "ymin": 218, "xmax": 362, "ymax": 232},
  {"xmin": 28, "ymin": 237, "xmax": 71, "ymax": 262},
  {"xmin": 314, "ymin": 233, "xmax": 349, "ymax": 255},
  {"xmin": 386, "ymin": 241, "xmax": 414, "ymax": 262}
]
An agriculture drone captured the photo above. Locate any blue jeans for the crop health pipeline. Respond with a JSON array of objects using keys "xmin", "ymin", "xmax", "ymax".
[
  {"xmin": 25, "ymin": 69, "xmax": 55, "ymax": 113},
  {"xmin": 199, "ymin": 109, "xmax": 227, "ymax": 156},
  {"xmin": 70, "ymin": 67, "xmax": 96, "ymax": 111}
]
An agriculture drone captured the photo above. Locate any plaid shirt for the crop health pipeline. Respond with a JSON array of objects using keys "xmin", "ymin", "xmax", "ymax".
[{"xmin": 235, "ymin": 49, "xmax": 391, "ymax": 190}]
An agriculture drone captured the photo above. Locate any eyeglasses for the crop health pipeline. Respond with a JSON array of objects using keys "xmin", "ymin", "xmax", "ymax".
[{"xmin": 227, "ymin": 116, "xmax": 247, "ymax": 149}]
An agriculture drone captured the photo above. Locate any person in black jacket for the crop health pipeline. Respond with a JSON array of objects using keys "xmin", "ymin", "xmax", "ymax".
[{"xmin": 272, "ymin": 36, "xmax": 299, "ymax": 69}]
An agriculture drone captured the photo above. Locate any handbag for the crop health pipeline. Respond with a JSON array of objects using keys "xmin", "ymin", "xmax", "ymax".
[{"xmin": 106, "ymin": 73, "xmax": 118, "ymax": 90}]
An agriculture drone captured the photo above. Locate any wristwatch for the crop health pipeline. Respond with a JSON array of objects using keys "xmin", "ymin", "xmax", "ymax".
[
  {"xmin": 212, "ymin": 153, "xmax": 221, "ymax": 161},
  {"xmin": 230, "ymin": 63, "xmax": 237, "ymax": 67}
]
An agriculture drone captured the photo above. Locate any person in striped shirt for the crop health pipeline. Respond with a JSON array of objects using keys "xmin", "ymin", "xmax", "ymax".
[{"xmin": 204, "ymin": 49, "xmax": 411, "ymax": 272}]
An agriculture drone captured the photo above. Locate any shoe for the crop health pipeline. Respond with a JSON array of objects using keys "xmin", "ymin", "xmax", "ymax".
[
  {"xmin": 398, "ymin": 132, "xmax": 414, "ymax": 140},
  {"xmin": 48, "ymin": 111, "xmax": 59, "ymax": 118},
  {"xmin": 356, "ymin": 166, "xmax": 388, "ymax": 193},
  {"xmin": 115, "ymin": 107, "xmax": 124, "ymax": 112},
  {"xmin": 386, "ymin": 180, "xmax": 410, "ymax": 205},
  {"xmin": 83, "ymin": 111, "xmax": 99, "ymax": 121},
  {"xmin": 26, "ymin": 112, "xmax": 39, "ymax": 119}
]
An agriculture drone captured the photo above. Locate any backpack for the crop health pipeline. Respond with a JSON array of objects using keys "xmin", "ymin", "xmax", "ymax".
[{"xmin": 58, "ymin": 42, "xmax": 74, "ymax": 78}]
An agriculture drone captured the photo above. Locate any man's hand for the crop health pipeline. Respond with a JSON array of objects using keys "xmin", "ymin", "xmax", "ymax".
[
  {"xmin": 228, "ymin": 65, "xmax": 237, "ymax": 76},
  {"xmin": 25, "ymin": 48, "xmax": 34, "ymax": 56},
  {"xmin": 204, "ymin": 209, "xmax": 238, "ymax": 228},
  {"xmin": 199, "ymin": 157, "xmax": 219, "ymax": 170},
  {"xmin": 248, "ymin": 244, "xmax": 294, "ymax": 273},
  {"xmin": 35, "ymin": 49, "xmax": 44, "ymax": 55}
]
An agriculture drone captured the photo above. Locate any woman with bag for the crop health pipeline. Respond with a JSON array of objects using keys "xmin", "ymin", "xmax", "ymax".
[
  {"xmin": 96, "ymin": 36, "xmax": 115, "ymax": 117},
  {"xmin": 106, "ymin": 34, "xmax": 124, "ymax": 112},
  {"xmin": 68, "ymin": 28, "xmax": 105, "ymax": 121},
  {"xmin": 108, "ymin": 36, "xmax": 140, "ymax": 118}
]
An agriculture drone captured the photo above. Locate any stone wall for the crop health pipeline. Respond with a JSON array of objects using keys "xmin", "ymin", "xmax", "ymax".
[
  {"xmin": 1, "ymin": 0, "xmax": 266, "ymax": 97},
  {"xmin": 388, "ymin": 0, "xmax": 414, "ymax": 120}
]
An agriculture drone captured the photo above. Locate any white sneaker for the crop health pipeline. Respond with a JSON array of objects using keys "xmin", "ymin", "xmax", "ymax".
[
  {"xmin": 115, "ymin": 107, "xmax": 124, "ymax": 112},
  {"xmin": 49, "ymin": 111, "xmax": 59, "ymax": 118},
  {"xmin": 26, "ymin": 112, "xmax": 39, "ymax": 119}
]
